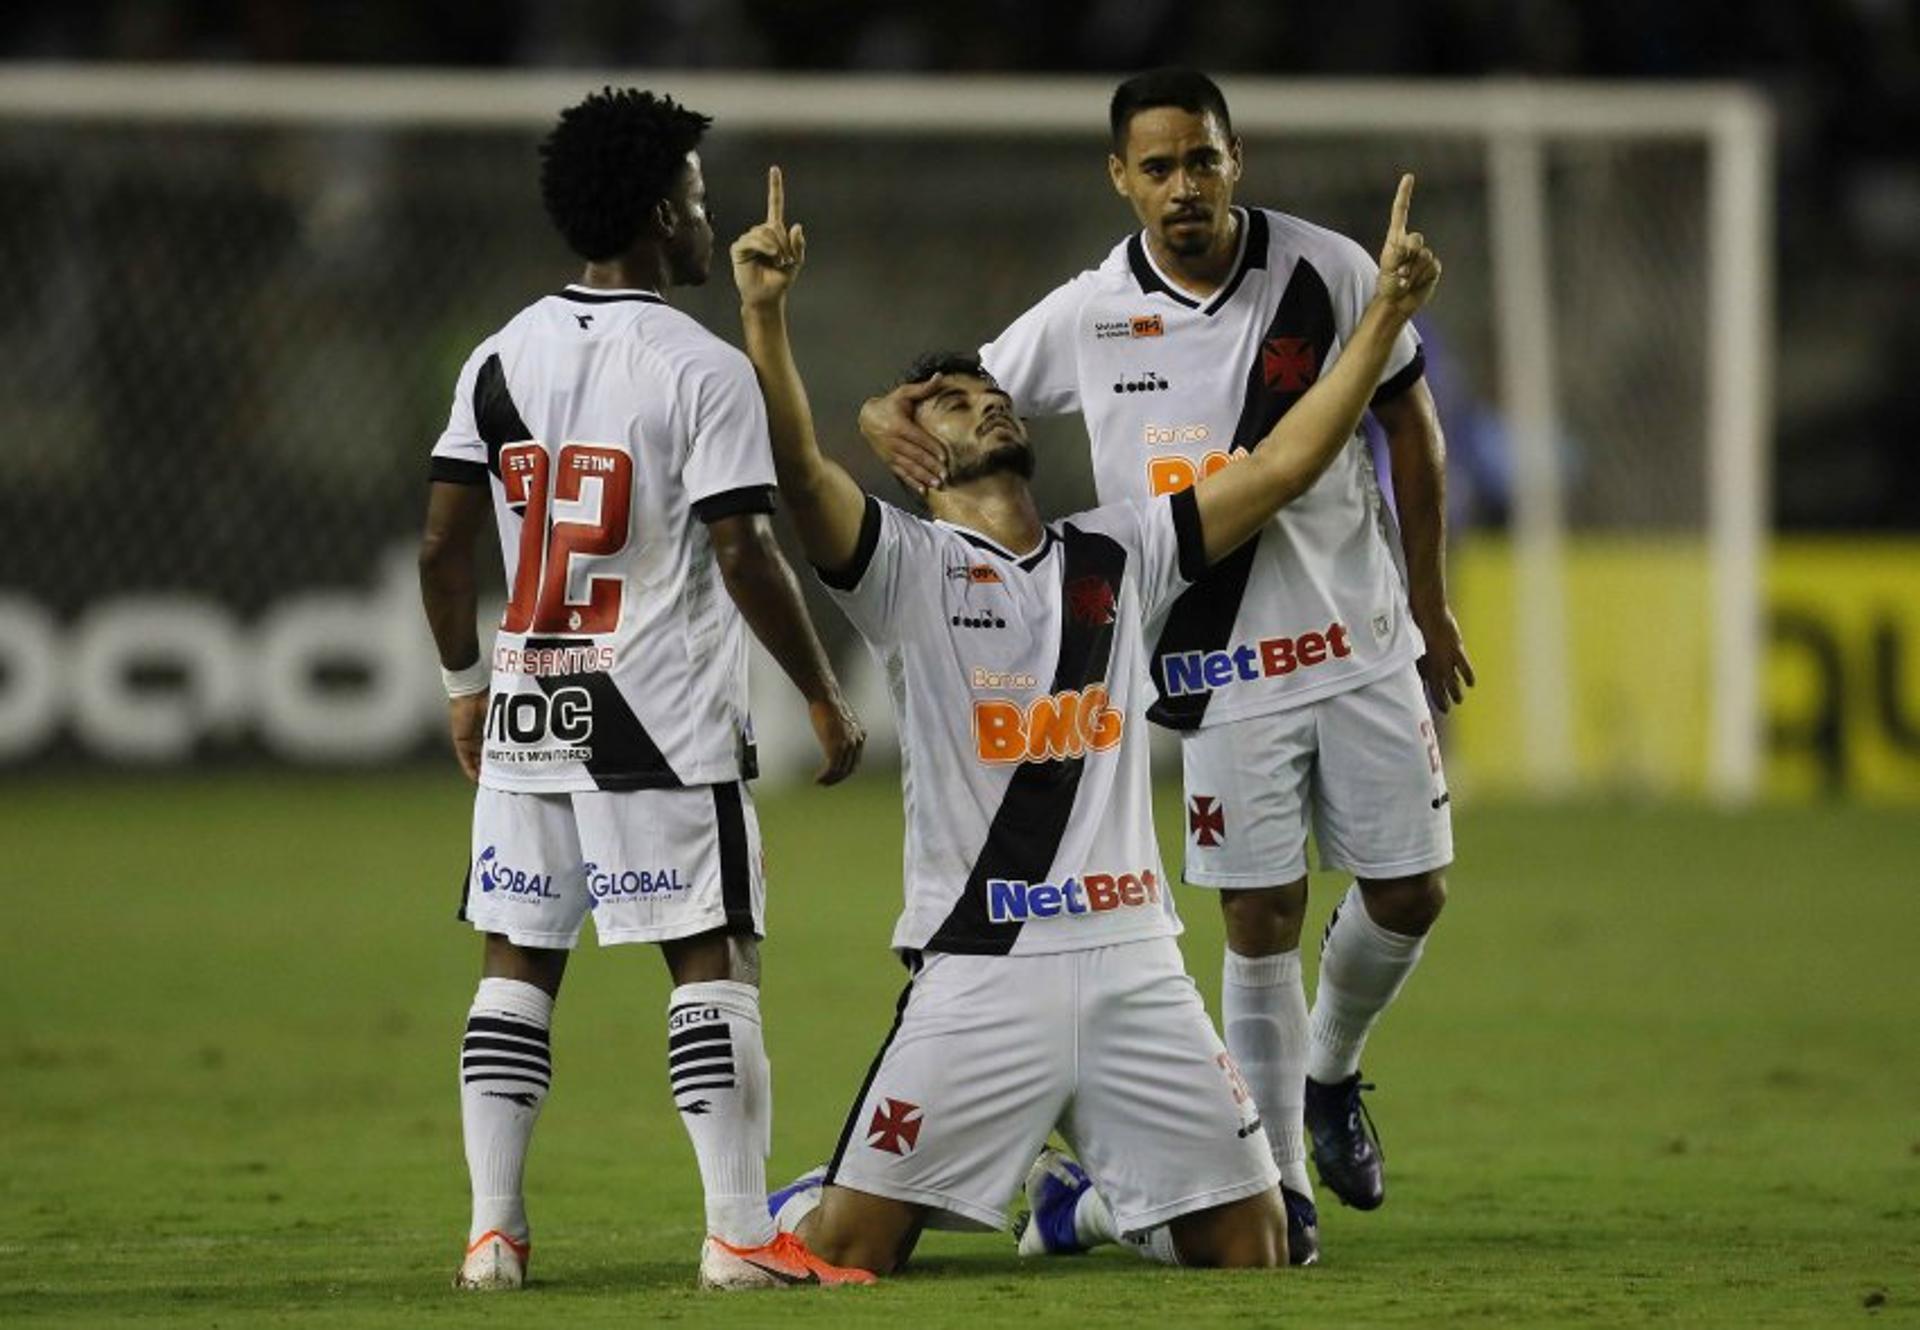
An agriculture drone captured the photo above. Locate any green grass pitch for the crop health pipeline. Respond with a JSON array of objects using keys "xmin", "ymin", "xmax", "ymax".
[{"xmin": 2, "ymin": 772, "xmax": 1916, "ymax": 1326}]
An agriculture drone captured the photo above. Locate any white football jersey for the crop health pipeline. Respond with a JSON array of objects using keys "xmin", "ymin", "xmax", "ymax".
[
  {"xmin": 981, "ymin": 207, "xmax": 1426, "ymax": 729},
  {"xmin": 821, "ymin": 489, "xmax": 1207, "ymax": 957},
  {"xmin": 430, "ymin": 285, "xmax": 776, "ymax": 792}
]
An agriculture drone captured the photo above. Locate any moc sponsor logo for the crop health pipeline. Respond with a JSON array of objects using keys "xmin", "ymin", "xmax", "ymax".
[
  {"xmin": 476, "ymin": 845, "xmax": 561, "ymax": 899},
  {"xmin": 486, "ymin": 686, "xmax": 593, "ymax": 745},
  {"xmin": 945, "ymin": 563, "xmax": 1002, "ymax": 586},
  {"xmin": 1144, "ymin": 422, "xmax": 1212, "ymax": 447},
  {"xmin": 973, "ymin": 685, "xmax": 1123, "ymax": 764},
  {"xmin": 584, "ymin": 862, "xmax": 689, "ymax": 908},
  {"xmin": 986, "ymin": 869, "xmax": 1162, "ymax": 922},
  {"xmin": 1160, "ymin": 623, "xmax": 1353, "ymax": 697},
  {"xmin": 1093, "ymin": 314, "xmax": 1165, "ymax": 340}
]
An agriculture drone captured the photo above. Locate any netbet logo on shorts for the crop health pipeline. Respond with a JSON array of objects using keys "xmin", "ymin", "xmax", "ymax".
[
  {"xmin": 584, "ymin": 861, "xmax": 689, "ymax": 909},
  {"xmin": 987, "ymin": 870, "xmax": 1161, "ymax": 923},
  {"xmin": 476, "ymin": 845, "xmax": 560, "ymax": 900}
]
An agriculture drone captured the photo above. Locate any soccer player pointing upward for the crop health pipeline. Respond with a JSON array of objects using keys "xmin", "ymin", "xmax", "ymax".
[
  {"xmin": 733, "ymin": 166, "xmax": 1438, "ymax": 1274},
  {"xmin": 867, "ymin": 72, "xmax": 1471, "ymax": 1251}
]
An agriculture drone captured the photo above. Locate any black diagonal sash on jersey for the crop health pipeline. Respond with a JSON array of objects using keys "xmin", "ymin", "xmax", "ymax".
[
  {"xmin": 474, "ymin": 353, "xmax": 531, "ymax": 479},
  {"xmin": 926, "ymin": 527, "xmax": 1129, "ymax": 955},
  {"xmin": 520, "ymin": 635, "xmax": 683, "ymax": 789},
  {"xmin": 1146, "ymin": 257, "xmax": 1340, "ymax": 730}
]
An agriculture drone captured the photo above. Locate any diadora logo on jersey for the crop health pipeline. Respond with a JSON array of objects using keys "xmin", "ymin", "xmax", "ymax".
[
  {"xmin": 1066, "ymin": 575, "xmax": 1118, "ymax": 627},
  {"xmin": 1188, "ymin": 795, "xmax": 1226, "ymax": 847},
  {"xmin": 987, "ymin": 870, "xmax": 1162, "ymax": 922},
  {"xmin": 1144, "ymin": 422, "xmax": 1212, "ymax": 446},
  {"xmin": 1112, "ymin": 371, "xmax": 1170, "ymax": 394},
  {"xmin": 583, "ymin": 862, "xmax": 688, "ymax": 908},
  {"xmin": 476, "ymin": 845, "xmax": 561, "ymax": 899},
  {"xmin": 950, "ymin": 611, "xmax": 1007, "ymax": 630},
  {"xmin": 974, "ymin": 685, "xmax": 1123, "ymax": 764},
  {"xmin": 946, "ymin": 563, "xmax": 1003, "ymax": 585},
  {"xmin": 1094, "ymin": 315, "xmax": 1165, "ymax": 340},
  {"xmin": 1161, "ymin": 623, "xmax": 1353, "ymax": 696},
  {"xmin": 867, "ymin": 1097, "xmax": 923, "ymax": 1155},
  {"xmin": 1262, "ymin": 337, "xmax": 1318, "ymax": 391}
]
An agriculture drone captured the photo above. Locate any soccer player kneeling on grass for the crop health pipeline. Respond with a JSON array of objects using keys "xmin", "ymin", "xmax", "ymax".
[
  {"xmin": 418, "ymin": 89, "xmax": 869, "ymax": 1292},
  {"xmin": 731, "ymin": 165, "xmax": 1441, "ymax": 1275}
]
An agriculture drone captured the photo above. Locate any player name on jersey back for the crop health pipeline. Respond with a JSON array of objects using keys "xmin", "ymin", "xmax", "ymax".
[
  {"xmin": 819, "ymin": 491, "xmax": 1207, "ymax": 958},
  {"xmin": 980, "ymin": 206, "xmax": 1431, "ymax": 729},
  {"xmin": 429, "ymin": 286, "xmax": 778, "ymax": 792}
]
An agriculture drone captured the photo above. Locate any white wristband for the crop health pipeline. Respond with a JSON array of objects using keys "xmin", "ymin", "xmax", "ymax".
[{"xmin": 441, "ymin": 656, "xmax": 490, "ymax": 698}]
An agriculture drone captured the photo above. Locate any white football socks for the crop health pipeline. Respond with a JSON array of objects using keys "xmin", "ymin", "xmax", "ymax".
[
  {"xmin": 1222, "ymin": 947, "xmax": 1314, "ymax": 1197},
  {"xmin": 460, "ymin": 977, "xmax": 554, "ymax": 1243},
  {"xmin": 1308, "ymin": 884, "xmax": 1427, "ymax": 1083},
  {"xmin": 668, "ymin": 980, "xmax": 777, "ymax": 1248}
]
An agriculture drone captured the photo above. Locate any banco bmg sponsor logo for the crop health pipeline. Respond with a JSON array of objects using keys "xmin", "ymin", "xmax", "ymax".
[
  {"xmin": 987, "ymin": 869, "xmax": 1162, "ymax": 922},
  {"xmin": 476, "ymin": 845, "xmax": 561, "ymax": 900}
]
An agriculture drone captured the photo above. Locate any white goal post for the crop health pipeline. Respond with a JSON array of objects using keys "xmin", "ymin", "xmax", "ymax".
[{"xmin": 0, "ymin": 67, "xmax": 1772, "ymax": 799}]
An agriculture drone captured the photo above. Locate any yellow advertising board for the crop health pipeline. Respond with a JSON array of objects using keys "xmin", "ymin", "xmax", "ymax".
[{"xmin": 1449, "ymin": 538, "xmax": 1920, "ymax": 803}]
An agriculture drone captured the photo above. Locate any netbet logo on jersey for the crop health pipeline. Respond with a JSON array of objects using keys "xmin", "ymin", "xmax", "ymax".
[
  {"xmin": 1161, "ymin": 623, "xmax": 1353, "ymax": 698},
  {"xmin": 987, "ymin": 869, "xmax": 1162, "ymax": 922}
]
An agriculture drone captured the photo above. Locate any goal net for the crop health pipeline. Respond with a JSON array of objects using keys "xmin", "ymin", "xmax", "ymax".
[{"xmin": 0, "ymin": 69, "xmax": 1771, "ymax": 798}]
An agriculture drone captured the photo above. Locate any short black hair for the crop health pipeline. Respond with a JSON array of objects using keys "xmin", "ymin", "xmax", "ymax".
[
  {"xmin": 1109, "ymin": 68, "xmax": 1233, "ymax": 151},
  {"xmin": 539, "ymin": 87, "xmax": 712, "ymax": 261},
  {"xmin": 900, "ymin": 350, "xmax": 992, "ymax": 387}
]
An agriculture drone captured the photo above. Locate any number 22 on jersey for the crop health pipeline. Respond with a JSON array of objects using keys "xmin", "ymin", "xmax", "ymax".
[{"xmin": 498, "ymin": 442, "xmax": 633, "ymax": 635}]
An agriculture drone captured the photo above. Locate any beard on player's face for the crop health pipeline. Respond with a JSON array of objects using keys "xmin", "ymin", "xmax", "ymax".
[{"xmin": 945, "ymin": 435, "xmax": 1036, "ymax": 485}]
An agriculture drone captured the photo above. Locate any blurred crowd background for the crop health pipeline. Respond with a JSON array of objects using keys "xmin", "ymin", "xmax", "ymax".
[
  {"xmin": 5, "ymin": 0, "xmax": 1917, "ymax": 528},
  {"xmin": 2, "ymin": 0, "xmax": 1915, "ymax": 798}
]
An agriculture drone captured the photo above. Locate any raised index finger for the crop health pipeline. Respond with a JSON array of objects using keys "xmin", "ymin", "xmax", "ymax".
[
  {"xmin": 767, "ymin": 164, "xmax": 785, "ymax": 228},
  {"xmin": 1388, "ymin": 172, "xmax": 1414, "ymax": 245}
]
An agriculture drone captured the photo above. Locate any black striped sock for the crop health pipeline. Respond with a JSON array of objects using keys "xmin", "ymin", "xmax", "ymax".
[
  {"xmin": 460, "ymin": 979, "xmax": 553, "ymax": 1243},
  {"xmin": 463, "ymin": 1012, "xmax": 553, "ymax": 1107}
]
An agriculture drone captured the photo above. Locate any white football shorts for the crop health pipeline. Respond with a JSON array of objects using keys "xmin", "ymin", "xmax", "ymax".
[
  {"xmin": 826, "ymin": 936, "xmax": 1280, "ymax": 1234},
  {"xmin": 1180, "ymin": 663, "xmax": 1453, "ymax": 886},
  {"xmin": 459, "ymin": 782, "xmax": 765, "ymax": 949}
]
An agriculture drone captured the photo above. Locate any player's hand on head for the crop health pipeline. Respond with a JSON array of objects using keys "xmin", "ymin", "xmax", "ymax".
[
  {"xmin": 730, "ymin": 165, "xmax": 807, "ymax": 307},
  {"xmin": 859, "ymin": 376, "xmax": 950, "ymax": 495},
  {"xmin": 448, "ymin": 691, "xmax": 487, "ymax": 784},
  {"xmin": 1375, "ymin": 173, "xmax": 1442, "ymax": 317},
  {"xmin": 809, "ymin": 693, "xmax": 866, "ymax": 786}
]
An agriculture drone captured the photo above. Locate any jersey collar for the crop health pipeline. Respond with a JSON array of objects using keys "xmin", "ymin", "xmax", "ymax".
[
  {"xmin": 1125, "ymin": 207, "xmax": 1267, "ymax": 317},
  {"xmin": 936, "ymin": 519, "xmax": 1057, "ymax": 572},
  {"xmin": 557, "ymin": 284, "xmax": 667, "ymax": 305}
]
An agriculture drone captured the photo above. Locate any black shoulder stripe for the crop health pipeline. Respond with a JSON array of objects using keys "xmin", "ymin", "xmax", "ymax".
[
  {"xmin": 430, "ymin": 456, "xmax": 489, "ymax": 486},
  {"xmin": 1147, "ymin": 254, "xmax": 1339, "ymax": 729},
  {"xmin": 474, "ymin": 353, "xmax": 533, "ymax": 479},
  {"xmin": 692, "ymin": 485, "xmax": 777, "ymax": 523},
  {"xmin": 927, "ymin": 526, "xmax": 1129, "ymax": 955},
  {"xmin": 814, "ymin": 493, "xmax": 884, "ymax": 592},
  {"xmin": 1371, "ymin": 346, "xmax": 1427, "ymax": 406},
  {"xmin": 1169, "ymin": 487, "xmax": 1208, "ymax": 584}
]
